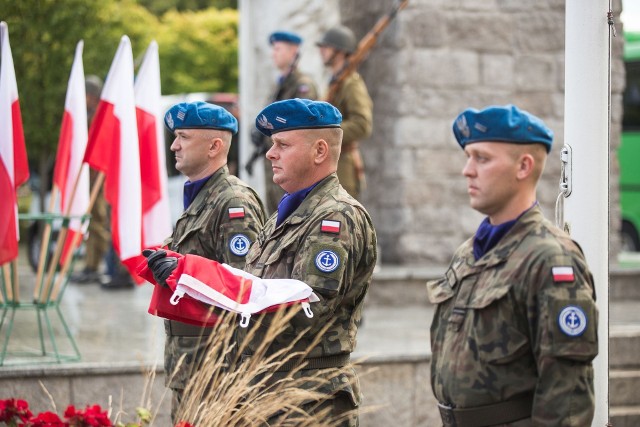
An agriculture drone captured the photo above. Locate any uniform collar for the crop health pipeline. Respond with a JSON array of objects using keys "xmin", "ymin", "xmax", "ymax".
[
  {"xmin": 463, "ymin": 204, "xmax": 545, "ymax": 268},
  {"xmin": 270, "ymin": 174, "xmax": 339, "ymax": 231},
  {"xmin": 181, "ymin": 165, "xmax": 229, "ymax": 214}
]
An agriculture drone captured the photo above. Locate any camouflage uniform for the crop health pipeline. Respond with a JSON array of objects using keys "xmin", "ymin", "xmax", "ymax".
[
  {"xmin": 262, "ymin": 69, "xmax": 318, "ymax": 214},
  {"xmin": 427, "ymin": 206, "xmax": 598, "ymax": 426},
  {"xmin": 329, "ymin": 72, "xmax": 373, "ymax": 200},
  {"xmin": 240, "ymin": 173, "xmax": 377, "ymax": 426},
  {"xmin": 163, "ymin": 165, "xmax": 266, "ymax": 419}
]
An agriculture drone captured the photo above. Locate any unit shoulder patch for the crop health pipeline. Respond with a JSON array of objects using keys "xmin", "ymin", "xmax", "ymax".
[
  {"xmin": 557, "ymin": 305, "xmax": 588, "ymax": 337},
  {"xmin": 229, "ymin": 234, "xmax": 251, "ymax": 256}
]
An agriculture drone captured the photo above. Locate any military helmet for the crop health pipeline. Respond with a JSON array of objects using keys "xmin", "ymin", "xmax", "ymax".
[{"xmin": 316, "ymin": 25, "xmax": 357, "ymax": 54}]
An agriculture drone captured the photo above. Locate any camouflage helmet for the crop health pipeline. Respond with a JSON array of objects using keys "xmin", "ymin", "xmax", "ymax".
[{"xmin": 316, "ymin": 25, "xmax": 357, "ymax": 54}]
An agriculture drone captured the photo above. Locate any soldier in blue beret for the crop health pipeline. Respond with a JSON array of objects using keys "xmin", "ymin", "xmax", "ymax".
[
  {"xmin": 428, "ymin": 105, "xmax": 598, "ymax": 426},
  {"xmin": 240, "ymin": 98, "xmax": 377, "ymax": 426},
  {"xmin": 246, "ymin": 30, "xmax": 318, "ymax": 216},
  {"xmin": 157, "ymin": 101, "xmax": 266, "ymax": 422}
]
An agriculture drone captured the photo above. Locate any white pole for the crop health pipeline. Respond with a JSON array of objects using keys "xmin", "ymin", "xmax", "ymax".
[
  {"xmin": 563, "ymin": 1, "xmax": 609, "ymax": 425},
  {"xmin": 238, "ymin": 0, "xmax": 265, "ymax": 197}
]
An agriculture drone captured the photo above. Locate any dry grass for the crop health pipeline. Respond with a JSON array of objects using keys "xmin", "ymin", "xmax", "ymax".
[{"xmin": 160, "ymin": 306, "xmax": 360, "ymax": 427}]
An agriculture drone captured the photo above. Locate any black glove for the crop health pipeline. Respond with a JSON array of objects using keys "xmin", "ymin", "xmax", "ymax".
[{"xmin": 143, "ymin": 249, "xmax": 178, "ymax": 288}]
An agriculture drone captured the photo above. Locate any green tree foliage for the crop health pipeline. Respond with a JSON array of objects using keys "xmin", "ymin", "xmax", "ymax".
[
  {"xmin": 0, "ymin": 0, "xmax": 238, "ymax": 189},
  {"xmin": 137, "ymin": 0, "xmax": 237, "ymax": 17},
  {"xmin": 157, "ymin": 8, "xmax": 238, "ymax": 94}
]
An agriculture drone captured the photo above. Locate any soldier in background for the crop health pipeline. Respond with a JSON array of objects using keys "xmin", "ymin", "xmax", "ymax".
[
  {"xmin": 427, "ymin": 105, "xmax": 598, "ymax": 426},
  {"xmin": 71, "ymin": 75, "xmax": 109, "ymax": 284},
  {"xmin": 317, "ymin": 25, "xmax": 373, "ymax": 200},
  {"xmin": 246, "ymin": 30, "xmax": 318, "ymax": 214},
  {"xmin": 158, "ymin": 101, "xmax": 266, "ymax": 422}
]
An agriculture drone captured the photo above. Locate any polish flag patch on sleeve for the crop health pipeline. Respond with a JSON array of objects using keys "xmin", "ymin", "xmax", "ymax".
[
  {"xmin": 321, "ymin": 220, "xmax": 341, "ymax": 234},
  {"xmin": 552, "ymin": 266, "xmax": 575, "ymax": 282},
  {"xmin": 229, "ymin": 207, "xmax": 245, "ymax": 219}
]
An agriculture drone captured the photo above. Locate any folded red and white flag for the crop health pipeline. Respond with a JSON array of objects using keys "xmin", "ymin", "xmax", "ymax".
[{"xmin": 137, "ymin": 251, "xmax": 319, "ymax": 328}]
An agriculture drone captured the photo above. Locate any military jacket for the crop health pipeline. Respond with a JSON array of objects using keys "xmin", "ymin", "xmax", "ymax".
[
  {"xmin": 163, "ymin": 165, "xmax": 266, "ymax": 390},
  {"xmin": 427, "ymin": 206, "xmax": 598, "ymax": 426},
  {"xmin": 329, "ymin": 72, "xmax": 372, "ymax": 149},
  {"xmin": 243, "ymin": 173, "xmax": 376, "ymax": 355},
  {"xmin": 329, "ymin": 72, "xmax": 372, "ymax": 198},
  {"xmin": 165, "ymin": 165, "xmax": 266, "ymax": 263},
  {"xmin": 273, "ymin": 68, "xmax": 318, "ymax": 102}
]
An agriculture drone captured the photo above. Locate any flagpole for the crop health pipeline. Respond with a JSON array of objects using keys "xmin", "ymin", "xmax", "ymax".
[
  {"xmin": 10, "ymin": 258, "xmax": 18, "ymax": 302},
  {"xmin": 33, "ymin": 185, "xmax": 59, "ymax": 301},
  {"xmin": 50, "ymin": 170, "xmax": 105, "ymax": 301},
  {"xmin": 41, "ymin": 166, "xmax": 102, "ymax": 303},
  {"xmin": 1, "ymin": 264, "xmax": 11, "ymax": 302}
]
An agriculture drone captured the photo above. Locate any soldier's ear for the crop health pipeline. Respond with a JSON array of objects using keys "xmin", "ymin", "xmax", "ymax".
[
  {"xmin": 209, "ymin": 137, "xmax": 223, "ymax": 156},
  {"xmin": 312, "ymin": 139, "xmax": 329, "ymax": 165},
  {"xmin": 516, "ymin": 153, "xmax": 535, "ymax": 180}
]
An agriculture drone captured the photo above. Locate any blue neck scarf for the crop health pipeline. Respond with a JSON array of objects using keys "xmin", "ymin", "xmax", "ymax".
[
  {"xmin": 472, "ymin": 203, "xmax": 536, "ymax": 260},
  {"xmin": 276, "ymin": 182, "xmax": 320, "ymax": 227},
  {"xmin": 183, "ymin": 175, "xmax": 212, "ymax": 210}
]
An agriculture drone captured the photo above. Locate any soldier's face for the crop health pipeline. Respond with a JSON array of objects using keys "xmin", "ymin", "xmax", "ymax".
[
  {"xmin": 266, "ymin": 130, "xmax": 316, "ymax": 193},
  {"xmin": 462, "ymin": 142, "xmax": 521, "ymax": 223},
  {"xmin": 170, "ymin": 129, "xmax": 213, "ymax": 180},
  {"xmin": 271, "ymin": 42, "xmax": 298, "ymax": 71}
]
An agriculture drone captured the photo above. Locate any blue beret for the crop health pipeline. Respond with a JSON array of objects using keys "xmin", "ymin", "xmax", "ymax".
[
  {"xmin": 164, "ymin": 101, "xmax": 238, "ymax": 134},
  {"xmin": 453, "ymin": 105, "xmax": 553, "ymax": 153},
  {"xmin": 255, "ymin": 98, "xmax": 342, "ymax": 137},
  {"xmin": 269, "ymin": 31, "xmax": 302, "ymax": 45}
]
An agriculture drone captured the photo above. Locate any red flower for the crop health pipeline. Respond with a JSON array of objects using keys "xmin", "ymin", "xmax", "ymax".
[
  {"xmin": 28, "ymin": 411, "xmax": 66, "ymax": 427},
  {"xmin": 175, "ymin": 422, "xmax": 194, "ymax": 427},
  {"xmin": 0, "ymin": 398, "xmax": 33, "ymax": 423},
  {"xmin": 64, "ymin": 404, "xmax": 111, "ymax": 427}
]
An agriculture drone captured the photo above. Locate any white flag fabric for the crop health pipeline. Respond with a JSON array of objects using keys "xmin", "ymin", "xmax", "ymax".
[
  {"xmin": 83, "ymin": 35, "xmax": 142, "ymax": 273},
  {"xmin": 53, "ymin": 40, "xmax": 90, "ymax": 264},
  {"xmin": 135, "ymin": 40, "xmax": 172, "ymax": 248},
  {"xmin": 0, "ymin": 21, "xmax": 29, "ymax": 265}
]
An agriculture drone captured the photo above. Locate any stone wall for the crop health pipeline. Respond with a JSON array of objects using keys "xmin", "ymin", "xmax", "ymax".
[{"xmin": 241, "ymin": 0, "xmax": 625, "ymax": 264}]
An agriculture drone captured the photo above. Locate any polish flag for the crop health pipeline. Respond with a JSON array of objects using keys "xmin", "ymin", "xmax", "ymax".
[
  {"xmin": 0, "ymin": 22, "xmax": 29, "ymax": 265},
  {"xmin": 53, "ymin": 41, "xmax": 90, "ymax": 265},
  {"xmin": 321, "ymin": 219, "xmax": 341, "ymax": 234},
  {"xmin": 229, "ymin": 207, "xmax": 245, "ymax": 219},
  {"xmin": 135, "ymin": 40, "xmax": 172, "ymax": 249},
  {"xmin": 552, "ymin": 266, "xmax": 575, "ymax": 283},
  {"xmin": 83, "ymin": 36, "xmax": 141, "ymax": 275}
]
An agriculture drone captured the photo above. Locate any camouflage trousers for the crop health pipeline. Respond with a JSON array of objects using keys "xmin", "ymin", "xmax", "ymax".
[{"xmin": 265, "ymin": 391, "xmax": 358, "ymax": 427}]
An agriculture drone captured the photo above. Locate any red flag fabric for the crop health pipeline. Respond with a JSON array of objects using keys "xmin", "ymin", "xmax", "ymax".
[
  {"xmin": 83, "ymin": 36, "xmax": 141, "ymax": 275},
  {"xmin": 137, "ymin": 251, "xmax": 318, "ymax": 328},
  {"xmin": 0, "ymin": 21, "xmax": 29, "ymax": 265},
  {"xmin": 135, "ymin": 40, "xmax": 172, "ymax": 249},
  {"xmin": 53, "ymin": 41, "xmax": 90, "ymax": 265}
]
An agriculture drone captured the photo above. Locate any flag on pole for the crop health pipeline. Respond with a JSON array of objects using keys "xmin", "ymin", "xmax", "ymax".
[
  {"xmin": 0, "ymin": 21, "xmax": 29, "ymax": 266},
  {"xmin": 53, "ymin": 40, "xmax": 90, "ymax": 265},
  {"xmin": 83, "ymin": 35, "xmax": 142, "ymax": 275},
  {"xmin": 135, "ymin": 40, "xmax": 172, "ymax": 249}
]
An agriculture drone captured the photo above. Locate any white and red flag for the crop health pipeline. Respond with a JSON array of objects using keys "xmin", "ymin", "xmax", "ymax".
[
  {"xmin": 0, "ymin": 21, "xmax": 29, "ymax": 266},
  {"xmin": 135, "ymin": 40, "xmax": 171, "ymax": 249},
  {"xmin": 83, "ymin": 35, "xmax": 141, "ymax": 275},
  {"xmin": 53, "ymin": 40, "xmax": 90, "ymax": 265}
]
